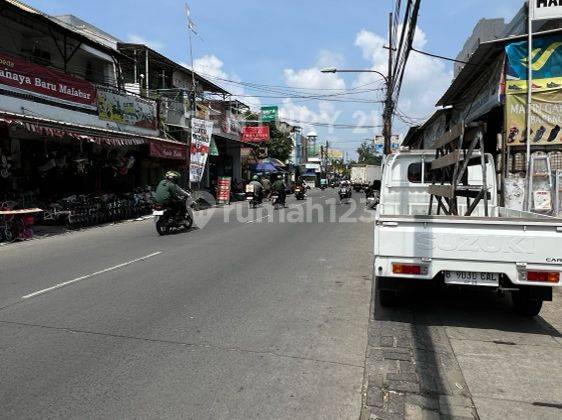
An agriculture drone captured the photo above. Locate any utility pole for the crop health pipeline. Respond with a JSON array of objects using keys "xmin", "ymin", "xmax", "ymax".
[
  {"xmin": 186, "ymin": 2, "xmax": 198, "ymax": 188},
  {"xmin": 383, "ymin": 12, "xmax": 394, "ymax": 156}
]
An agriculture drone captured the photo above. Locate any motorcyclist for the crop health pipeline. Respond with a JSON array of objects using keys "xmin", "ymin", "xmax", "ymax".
[
  {"xmin": 261, "ymin": 176, "xmax": 272, "ymax": 198},
  {"xmin": 248, "ymin": 175, "xmax": 264, "ymax": 202},
  {"xmin": 154, "ymin": 171, "xmax": 190, "ymax": 219},
  {"xmin": 272, "ymin": 174, "xmax": 287, "ymax": 206}
]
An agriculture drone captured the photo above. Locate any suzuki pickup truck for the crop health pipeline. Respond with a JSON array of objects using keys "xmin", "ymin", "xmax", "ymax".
[{"xmin": 374, "ymin": 150, "xmax": 562, "ymax": 316}]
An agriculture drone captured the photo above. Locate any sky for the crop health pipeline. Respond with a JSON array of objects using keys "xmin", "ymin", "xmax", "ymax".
[{"xmin": 24, "ymin": 0, "xmax": 524, "ymax": 158}]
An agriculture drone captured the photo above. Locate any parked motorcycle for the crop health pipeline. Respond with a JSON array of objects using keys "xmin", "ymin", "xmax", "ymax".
[
  {"xmin": 294, "ymin": 186, "xmax": 305, "ymax": 200},
  {"xmin": 153, "ymin": 197, "xmax": 194, "ymax": 235}
]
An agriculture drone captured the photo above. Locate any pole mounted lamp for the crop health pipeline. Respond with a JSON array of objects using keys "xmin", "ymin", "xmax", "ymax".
[{"xmin": 320, "ymin": 68, "xmax": 393, "ymax": 155}]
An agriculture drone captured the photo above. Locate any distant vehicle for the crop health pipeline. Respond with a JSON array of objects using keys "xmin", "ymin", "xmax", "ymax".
[
  {"xmin": 350, "ymin": 164, "xmax": 381, "ymax": 191},
  {"xmin": 374, "ymin": 150, "xmax": 562, "ymax": 316},
  {"xmin": 294, "ymin": 185, "xmax": 306, "ymax": 200}
]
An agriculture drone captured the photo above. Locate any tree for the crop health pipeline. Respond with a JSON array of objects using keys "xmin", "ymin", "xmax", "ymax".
[
  {"xmin": 266, "ymin": 124, "xmax": 293, "ymax": 162},
  {"xmin": 356, "ymin": 141, "xmax": 382, "ymax": 165}
]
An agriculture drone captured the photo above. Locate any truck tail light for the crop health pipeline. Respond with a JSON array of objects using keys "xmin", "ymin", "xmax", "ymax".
[
  {"xmin": 526, "ymin": 271, "xmax": 560, "ymax": 283},
  {"xmin": 393, "ymin": 264, "xmax": 422, "ymax": 275}
]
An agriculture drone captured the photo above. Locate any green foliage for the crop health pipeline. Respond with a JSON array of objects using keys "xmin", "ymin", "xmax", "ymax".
[
  {"xmin": 266, "ymin": 124, "xmax": 293, "ymax": 162},
  {"xmin": 357, "ymin": 141, "xmax": 382, "ymax": 165}
]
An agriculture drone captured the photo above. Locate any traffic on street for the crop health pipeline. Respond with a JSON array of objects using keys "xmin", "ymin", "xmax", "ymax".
[{"xmin": 1, "ymin": 1, "xmax": 562, "ymax": 419}]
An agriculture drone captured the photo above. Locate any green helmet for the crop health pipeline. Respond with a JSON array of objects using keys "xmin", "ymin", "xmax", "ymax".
[{"xmin": 252, "ymin": 175, "xmax": 259, "ymax": 181}]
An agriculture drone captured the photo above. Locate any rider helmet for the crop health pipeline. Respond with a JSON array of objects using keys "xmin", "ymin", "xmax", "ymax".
[{"xmin": 165, "ymin": 171, "xmax": 181, "ymax": 182}]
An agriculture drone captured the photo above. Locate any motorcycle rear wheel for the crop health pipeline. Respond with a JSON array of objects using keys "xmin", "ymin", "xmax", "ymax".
[
  {"xmin": 183, "ymin": 213, "xmax": 194, "ymax": 230},
  {"xmin": 155, "ymin": 218, "xmax": 169, "ymax": 236}
]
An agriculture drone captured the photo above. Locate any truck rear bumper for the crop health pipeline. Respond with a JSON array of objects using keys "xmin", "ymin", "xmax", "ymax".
[{"xmin": 374, "ymin": 256, "xmax": 562, "ymax": 289}]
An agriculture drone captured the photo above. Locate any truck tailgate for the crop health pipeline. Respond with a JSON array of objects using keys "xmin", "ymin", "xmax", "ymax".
[{"xmin": 375, "ymin": 217, "xmax": 562, "ymax": 265}]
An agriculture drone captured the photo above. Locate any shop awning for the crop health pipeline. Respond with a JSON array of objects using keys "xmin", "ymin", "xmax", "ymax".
[{"xmin": 0, "ymin": 111, "xmax": 184, "ymax": 148}]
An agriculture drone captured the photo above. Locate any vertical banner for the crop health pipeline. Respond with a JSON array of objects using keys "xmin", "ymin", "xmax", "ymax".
[
  {"xmin": 189, "ymin": 118, "xmax": 214, "ymax": 183},
  {"xmin": 216, "ymin": 176, "xmax": 231, "ymax": 205}
]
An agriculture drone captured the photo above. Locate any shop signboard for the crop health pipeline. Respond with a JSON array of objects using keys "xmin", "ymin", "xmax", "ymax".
[
  {"xmin": 149, "ymin": 141, "xmax": 188, "ymax": 161},
  {"xmin": 97, "ymin": 87, "xmax": 157, "ymax": 130},
  {"xmin": 189, "ymin": 118, "xmax": 214, "ymax": 183},
  {"xmin": 216, "ymin": 176, "xmax": 231, "ymax": 205},
  {"xmin": 241, "ymin": 125, "xmax": 269, "ymax": 142},
  {"xmin": 0, "ymin": 51, "xmax": 96, "ymax": 109},
  {"xmin": 531, "ymin": 0, "xmax": 562, "ymax": 21},
  {"xmin": 505, "ymin": 35, "xmax": 562, "ymax": 145},
  {"xmin": 327, "ymin": 149, "xmax": 344, "ymax": 160},
  {"xmin": 261, "ymin": 106, "xmax": 278, "ymax": 122}
]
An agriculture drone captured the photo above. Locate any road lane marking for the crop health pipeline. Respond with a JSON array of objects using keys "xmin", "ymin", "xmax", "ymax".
[
  {"xmin": 245, "ymin": 215, "xmax": 271, "ymax": 224},
  {"xmin": 22, "ymin": 251, "xmax": 163, "ymax": 299}
]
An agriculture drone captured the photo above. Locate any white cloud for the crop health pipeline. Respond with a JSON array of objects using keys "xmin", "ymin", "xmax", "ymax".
[
  {"xmin": 193, "ymin": 54, "xmax": 229, "ymax": 80},
  {"xmin": 315, "ymin": 49, "xmax": 345, "ymax": 69},
  {"xmin": 126, "ymin": 34, "xmax": 164, "ymax": 51},
  {"xmin": 283, "ymin": 68, "xmax": 346, "ymax": 91},
  {"xmin": 192, "ymin": 54, "xmax": 261, "ymax": 110},
  {"xmin": 353, "ymin": 27, "xmax": 452, "ymax": 134}
]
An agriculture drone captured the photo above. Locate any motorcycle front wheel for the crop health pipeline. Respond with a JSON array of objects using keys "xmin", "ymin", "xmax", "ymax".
[{"xmin": 183, "ymin": 212, "xmax": 194, "ymax": 230}]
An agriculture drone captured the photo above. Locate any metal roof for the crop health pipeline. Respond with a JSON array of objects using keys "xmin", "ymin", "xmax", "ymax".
[
  {"xmin": 437, "ymin": 27, "xmax": 562, "ymax": 107},
  {"xmin": 118, "ymin": 43, "xmax": 229, "ymax": 95}
]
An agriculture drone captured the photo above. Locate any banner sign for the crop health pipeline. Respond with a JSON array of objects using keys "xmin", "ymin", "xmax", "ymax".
[
  {"xmin": 505, "ymin": 35, "xmax": 562, "ymax": 145},
  {"xmin": 506, "ymin": 89, "xmax": 562, "ymax": 145},
  {"xmin": 189, "ymin": 118, "xmax": 214, "ymax": 183},
  {"xmin": 0, "ymin": 52, "xmax": 96, "ymax": 109},
  {"xmin": 149, "ymin": 141, "xmax": 188, "ymax": 161},
  {"xmin": 216, "ymin": 176, "xmax": 231, "ymax": 205},
  {"xmin": 261, "ymin": 106, "xmax": 278, "ymax": 122},
  {"xmin": 531, "ymin": 0, "xmax": 562, "ymax": 21},
  {"xmin": 505, "ymin": 35, "xmax": 562, "ymax": 89},
  {"xmin": 97, "ymin": 87, "xmax": 157, "ymax": 130},
  {"xmin": 241, "ymin": 125, "xmax": 270, "ymax": 142}
]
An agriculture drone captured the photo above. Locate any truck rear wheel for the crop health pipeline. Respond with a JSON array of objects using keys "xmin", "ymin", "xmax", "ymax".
[{"xmin": 512, "ymin": 291, "xmax": 543, "ymax": 317}]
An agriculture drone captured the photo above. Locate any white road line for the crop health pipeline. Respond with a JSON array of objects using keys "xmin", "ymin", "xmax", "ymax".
[
  {"xmin": 22, "ymin": 251, "xmax": 163, "ymax": 300},
  {"xmin": 245, "ymin": 215, "xmax": 271, "ymax": 224}
]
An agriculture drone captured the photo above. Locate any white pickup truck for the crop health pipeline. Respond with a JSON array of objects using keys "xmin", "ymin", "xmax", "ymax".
[{"xmin": 374, "ymin": 150, "xmax": 562, "ymax": 316}]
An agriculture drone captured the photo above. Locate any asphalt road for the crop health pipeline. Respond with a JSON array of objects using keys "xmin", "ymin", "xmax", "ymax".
[{"xmin": 0, "ymin": 189, "xmax": 374, "ymax": 419}]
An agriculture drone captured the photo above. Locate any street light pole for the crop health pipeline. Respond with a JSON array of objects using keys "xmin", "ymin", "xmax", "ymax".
[{"xmin": 321, "ymin": 65, "xmax": 393, "ymax": 156}]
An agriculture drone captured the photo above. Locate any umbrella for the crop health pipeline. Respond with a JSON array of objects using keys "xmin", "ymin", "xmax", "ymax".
[
  {"xmin": 253, "ymin": 161, "xmax": 278, "ymax": 172},
  {"xmin": 261, "ymin": 158, "xmax": 286, "ymax": 168}
]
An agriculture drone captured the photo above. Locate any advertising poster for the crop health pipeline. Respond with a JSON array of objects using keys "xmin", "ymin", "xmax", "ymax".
[
  {"xmin": 97, "ymin": 87, "xmax": 157, "ymax": 130},
  {"xmin": 189, "ymin": 118, "xmax": 214, "ymax": 183},
  {"xmin": 216, "ymin": 176, "xmax": 231, "ymax": 205},
  {"xmin": 505, "ymin": 35, "xmax": 562, "ymax": 145},
  {"xmin": 0, "ymin": 51, "xmax": 96, "ymax": 109},
  {"xmin": 241, "ymin": 125, "xmax": 270, "ymax": 142}
]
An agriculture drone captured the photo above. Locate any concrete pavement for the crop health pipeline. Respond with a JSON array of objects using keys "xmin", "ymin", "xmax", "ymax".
[{"xmin": 0, "ymin": 189, "xmax": 373, "ymax": 419}]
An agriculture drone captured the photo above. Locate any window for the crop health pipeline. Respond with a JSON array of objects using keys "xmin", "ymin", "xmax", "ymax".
[{"xmin": 407, "ymin": 162, "xmax": 433, "ymax": 183}]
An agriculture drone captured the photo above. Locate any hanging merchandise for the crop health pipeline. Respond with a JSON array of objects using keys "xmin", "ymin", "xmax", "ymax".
[
  {"xmin": 528, "ymin": 153, "xmax": 553, "ymax": 213},
  {"xmin": 504, "ymin": 173, "xmax": 526, "ymax": 210},
  {"xmin": 548, "ymin": 151, "xmax": 562, "ymax": 171},
  {"xmin": 0, "ymin": 148, "xmax": 11, "ymax": 178}
]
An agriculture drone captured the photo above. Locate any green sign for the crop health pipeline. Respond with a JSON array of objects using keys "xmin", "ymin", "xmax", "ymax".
[
  {"xmin": 261, "ymin": 106, "xmax": 278, "ymax": 122},
  {"xmin": 209, "ymin": 138, "xmax": 219, "ymax": 156}
]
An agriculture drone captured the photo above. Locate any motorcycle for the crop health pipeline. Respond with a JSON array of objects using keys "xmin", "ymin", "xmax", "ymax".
[
  {"xmin": 365, "ymin": 188, "xmax": 380, "ymax": 209},
  {"xmin": 271, "ymin": 193, "xmax": 284, "ymax": 210},
  {"xmin": 339, "ymin": 185, "xmax": 352, "ymax": 203},
  {"xmin": 294, "ymin": 186, "xmax": 305, "ymax": 200},
  {"xmin": 153, "ymin": 196, "xmax": 194, "ymax": 235},
  {"xmin": 245, "ymin": 185, "xmax": 261, "ymax": 209}
]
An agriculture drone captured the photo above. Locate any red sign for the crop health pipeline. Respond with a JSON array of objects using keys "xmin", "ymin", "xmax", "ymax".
[
  {"xmin": 150, "ymin": 141, "xmax": 188, "ymax": 160},
  {"xmin": 242, "ymin": 125, "xmax": 270, "ymax": 142},
  {"xmin": 216, "ymin": 176, "xmax": 231, "ymax": 204},
  {"xmin": 0, "ymin": 52, "xmax": 97, "ymax": 108}
]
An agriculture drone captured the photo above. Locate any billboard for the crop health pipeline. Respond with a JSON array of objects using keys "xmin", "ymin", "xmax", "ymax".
[
  {"xmin": 241, "ymin": 125, "xmax": 269, "ymax": 142},
  {"xmin": 261, "ymin": 106, "xmax": 278, "ymax": 122},
  {"xmin": 0, "ymin": 51, "xmax": 96, "ymax": 109},
  {"xmin": 505, "ymin": 35, "xmax": 562, "ymax": 145},
  {"xmin": 97, "ymin": 87, "xmax": 157, "ymax": 130},
  {"xmin": 531, "ymin": 0, "xmax": 562, "ymax": 21}
]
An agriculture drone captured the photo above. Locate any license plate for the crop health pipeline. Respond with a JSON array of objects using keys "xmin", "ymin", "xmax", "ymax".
[
  {"xmin": 444, "ymin": 271, "xmax": 499, "ymax": 287},
  {"xmin": 246, "ymin": 197, "xmax": 253, "ymax": 201},
  {"xmin": 152, "ymin": 210, "xmax": 164, "ymax": 216}
]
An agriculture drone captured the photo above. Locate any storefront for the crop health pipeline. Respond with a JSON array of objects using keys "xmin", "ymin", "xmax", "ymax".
[{"xmin": 0, "ymin": 112, "xmax": 188, "ymax": 208}]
